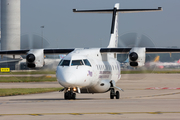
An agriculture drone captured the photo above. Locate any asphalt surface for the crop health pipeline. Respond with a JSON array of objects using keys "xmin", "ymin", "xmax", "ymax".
[{"xmin": 0, "ymin": 74, "xmax": 180, "ymax": 120}]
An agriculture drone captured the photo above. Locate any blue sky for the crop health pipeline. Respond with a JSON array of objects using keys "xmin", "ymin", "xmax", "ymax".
[{"xmin": 16, "ymin": 0, "xmax": 180, "ymax": 48}]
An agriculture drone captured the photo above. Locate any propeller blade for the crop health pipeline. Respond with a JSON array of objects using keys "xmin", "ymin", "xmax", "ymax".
[{"xmin": 21, "ymin": 34, "xmax": 30, "ymax": 49}]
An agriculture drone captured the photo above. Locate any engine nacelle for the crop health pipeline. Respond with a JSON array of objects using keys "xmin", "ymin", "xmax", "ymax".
[
  {"xmin": 26, "ymin": 49, "xmax": 44, "ymax": 68},
  {"xmin": 129, "ymin": 47, "xmax": 145, "ymax": 67},
  {"xmin": 92, "ymin": 79, "xmax": 111, "ymax": 93}
]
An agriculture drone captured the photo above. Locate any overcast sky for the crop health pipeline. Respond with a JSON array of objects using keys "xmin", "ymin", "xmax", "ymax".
[{"xmin": 3, "ymin": 0, "xmax": 180, "ymax": 48}]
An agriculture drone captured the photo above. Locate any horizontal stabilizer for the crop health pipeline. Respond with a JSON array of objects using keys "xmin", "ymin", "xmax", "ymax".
[{"xmin": 73, "ymin": 7, "xmax": 162, "ymax": 13}]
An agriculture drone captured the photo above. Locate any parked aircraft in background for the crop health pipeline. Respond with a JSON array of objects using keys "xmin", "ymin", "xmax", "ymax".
[
  {"xmin": 1, "ymin": 3, "xmax": 180, "ymax": 100},
  {"xmin": 148, "ymin": 56, "xmax": 180, "ymax": 69}
]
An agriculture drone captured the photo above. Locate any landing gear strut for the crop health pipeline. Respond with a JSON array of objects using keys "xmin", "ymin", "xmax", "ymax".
[
  {"xmin": 110, "ymin": 81, "xmax": 120, "ymax": 99},
  {"xmin": 64, "ymin": 88, "xmax": 76, "ymax": 100}
]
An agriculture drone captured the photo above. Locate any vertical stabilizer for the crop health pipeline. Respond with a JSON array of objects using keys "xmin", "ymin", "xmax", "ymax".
[
  {"xmin": 154, "ymin": 56, "xmax": 160, "ymax": 62},
  {"xmin": 73, "ymin": 3, "xmax": 162, "ymax": 49},
  {"xmin": 108, "ymin": 3, "xmax": 119, "ymax": 48}
]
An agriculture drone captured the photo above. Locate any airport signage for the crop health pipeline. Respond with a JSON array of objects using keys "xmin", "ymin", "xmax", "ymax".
[{"xmin": 0, "ymin": 68, "xmax": 10, "ymax": 72}]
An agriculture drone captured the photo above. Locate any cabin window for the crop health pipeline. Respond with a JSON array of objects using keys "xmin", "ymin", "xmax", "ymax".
[
  {"xmin": 71, "ymin": 60, "xmax": 84, "ymax": 66},
  {"xmin": 83, "ymin": 59, "xmax": 91, "ymax": 67},
  {"xmin": 59, "ymin": 60, "xmax": 70, "ymax": 66}
]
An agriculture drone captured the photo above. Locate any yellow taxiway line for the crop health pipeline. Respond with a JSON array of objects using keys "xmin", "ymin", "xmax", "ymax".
[{"xmin": 1, "ymin": 112, "xmax": 180, "ymax": 116}]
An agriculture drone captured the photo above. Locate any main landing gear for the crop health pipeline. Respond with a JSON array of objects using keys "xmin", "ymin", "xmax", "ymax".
[
  {"xmin": 110, "ymin": 88, "xmax": 120, "ymax": 99},
  {"xmin": 110, "ymin": 81, "xmax": 120, "ymax": 99},
  {"xmin": 64, "ymin": 88, "xmax": 76, "ymax": 100}
]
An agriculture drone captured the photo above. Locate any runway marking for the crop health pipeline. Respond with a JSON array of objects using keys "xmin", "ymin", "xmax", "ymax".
[
  {"xmin": 0, "ymin": 112, "xmax": 180, "ymax": 116},
  {"xmin": 146, "ymin": 87, "xmax": 180, "ymax": 90},
  {"xmin": 123, "ymin": 91, "xmax": 180, "ymax": 99}
]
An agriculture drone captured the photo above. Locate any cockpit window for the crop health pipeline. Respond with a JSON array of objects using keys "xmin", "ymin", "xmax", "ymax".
[
  {"xmin": 83, "ymin": 59, "xmax": 91, "ymax": 67},
  {"xmin": 71, "ymin": 60, "xmax": 84, "ymax": 66},
  {"xmin": 59, "ymin": 60, "xmax": 70, "ymax": 66}
]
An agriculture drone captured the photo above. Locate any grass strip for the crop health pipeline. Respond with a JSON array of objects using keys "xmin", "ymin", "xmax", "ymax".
[
  {"xmin": 0, "ymin": 71, "xmax": 56, "ymax": 75},
  {"xmin": 0, "ymin": 88, "xmax": 61, "ymax": 97},
  {"xmin": 1, "ymin": 69, "xmax": 180, "ymax": 76},
  {"xmin": 0, "ymin": 76, "xmax": 57, "ymax": 83},
  {"xmin": 121, "ymin": 70, "xmax": 180, "ymax": 74}
]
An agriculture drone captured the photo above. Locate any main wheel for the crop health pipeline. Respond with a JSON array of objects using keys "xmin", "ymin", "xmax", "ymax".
[
  {"xmin": 115, "ymin": 91, "xmax": 120, "ymax": 99},
  {"xmin": 110, "ymin": 91, "xmax": 114, "ymax": 99},
  {"xmin": 110, "ymin": 94, "xmax": 114, "ymax": 99}
]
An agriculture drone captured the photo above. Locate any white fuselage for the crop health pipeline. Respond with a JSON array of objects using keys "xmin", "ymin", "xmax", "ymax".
[{"xmin": 56, "ymin": 48, "xmax": 121, "ymax": 93}]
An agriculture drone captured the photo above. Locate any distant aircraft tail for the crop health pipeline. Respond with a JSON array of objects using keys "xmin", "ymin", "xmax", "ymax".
[
  {"xmin": 177, "ymin": 59, "xmax": 180, "ymax": 64},
  {"xmin": 59, "ymin": 54, "xmax": 66, "ymax": 59},
  {"xmin": 154, "ymin": 56, "xmax": 160, "ymax": 62}
]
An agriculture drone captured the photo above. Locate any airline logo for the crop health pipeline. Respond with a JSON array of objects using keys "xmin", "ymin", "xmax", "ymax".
[{"xmin": 88, "ymin": 71, "xmax": 93, "ymax": 77}]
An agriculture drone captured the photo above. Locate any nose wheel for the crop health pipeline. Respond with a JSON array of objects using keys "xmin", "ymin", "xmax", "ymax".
[{"xmin": 64, "ymin": 88, "xmax": 76, "ymax": 100}]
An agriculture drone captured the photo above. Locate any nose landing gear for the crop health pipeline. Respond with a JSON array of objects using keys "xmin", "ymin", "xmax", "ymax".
[{"xmin": 64, "ymin": 88, "xmax": 76, "ymax": 100}]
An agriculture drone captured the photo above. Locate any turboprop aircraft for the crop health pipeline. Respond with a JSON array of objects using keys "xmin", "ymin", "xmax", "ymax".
[{"xmin": 1, "ymin": 3, "xmax": 180, "ymax": 100}]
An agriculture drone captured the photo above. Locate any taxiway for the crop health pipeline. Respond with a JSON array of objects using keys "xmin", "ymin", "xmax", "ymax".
[{"xmin": 0, "ymin": 74, "xmax": 180, "ymax": 120}]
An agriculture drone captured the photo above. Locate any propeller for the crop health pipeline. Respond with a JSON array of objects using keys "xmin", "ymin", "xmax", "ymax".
[
  {"xmin": 21, "ymin": 34, "xmax": 50, "ymax": 49},
  {"xmin": 8, "ymin": 34, "xmax": 55, "ymax": 81},
  {"xmin": 21, "ymin": 34, "xmax": 60, "ymax": 70},
  {"xmin": 118, "ymin": 32, "xmax": 157, "ymax": 80}
]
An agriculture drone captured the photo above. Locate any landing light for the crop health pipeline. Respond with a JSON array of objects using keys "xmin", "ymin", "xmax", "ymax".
[{"xmin": 73, "ymin": 87, "xmax": 77, "ymax": 92}]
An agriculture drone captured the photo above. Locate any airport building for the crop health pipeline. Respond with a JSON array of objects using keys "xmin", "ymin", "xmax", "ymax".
[
  {"xmin": 0, "ymin": 0, "xmax": 21, "ymax": 70},
  {"xmin": 1, "ymin": 0, "xmax": 20, "ymax": 50}
]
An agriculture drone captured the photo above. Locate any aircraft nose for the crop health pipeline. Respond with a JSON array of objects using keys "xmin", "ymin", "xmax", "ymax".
[{"xmin": 56, "ymin": 67, "xmax": 77, "ymax": 87}]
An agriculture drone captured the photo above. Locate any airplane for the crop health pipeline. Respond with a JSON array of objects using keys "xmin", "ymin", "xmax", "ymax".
[
  {"xmin": 148, "ymin": 56, "xmax": 180, "ymax": 69},
  {"xmin": 1, "ymin": 3, "xmax": 180, "ymax": 100}
]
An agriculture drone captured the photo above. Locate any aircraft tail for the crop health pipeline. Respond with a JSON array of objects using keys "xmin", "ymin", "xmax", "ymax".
[
  {"xmin": 107, "ymin": 3, "xmax": 119, "ymax": 48},
  {"xmin": 154, "ymin": 56, "xmax": 160, "ymax": 62},
  {"xmin": 177, "ymin": 59, "xmax": 180, "ymax": 64},
  {"xmin": 73, "ymin": 3, "xmax": 162, "ymax": 48}
]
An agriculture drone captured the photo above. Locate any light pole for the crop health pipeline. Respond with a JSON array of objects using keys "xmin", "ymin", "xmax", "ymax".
[{"xmin": 41, "ymin": 26, "xmax": 44, "ymax": 48}]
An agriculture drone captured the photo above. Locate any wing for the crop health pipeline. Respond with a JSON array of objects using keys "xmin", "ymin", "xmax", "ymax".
[
  {"xmin": 0, "ymin": 49, "xmax": 75, "ymax": 55},
  {"xmin": 0, "ymin": 59, "xmax": 22, "ymax": 63},
  {"xmin": 0, "ymin": 48, "xmax": 75, "ymax": 68},
  {"xmin": 100, "ymin": 48, "xmax": 180, "ymax": 53},
  {"xmin": 1, "ymin": 47, "xmax": 180, "ymax": 55},
  {"xmin": 101, "ymin": 47, "xmax": 180, "ymax": 67}
]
